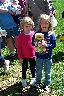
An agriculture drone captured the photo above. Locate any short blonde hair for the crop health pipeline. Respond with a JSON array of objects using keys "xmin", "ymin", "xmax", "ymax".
[
  {"xmin": 20, "ymin": 17, "xmax": 34, "ymax": 28},
  {"xmin": 38, "ymin": 14, "xmax": 52, "ymax": 31}
]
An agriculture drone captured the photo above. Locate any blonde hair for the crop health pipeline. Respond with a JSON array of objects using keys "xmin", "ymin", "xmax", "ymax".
[
  {"xmin": 38, "ymin": 14, "xmax": 52, "ymax": 31},
  {"xmin": 20, "ymin": 17, "xmax": 34, "ymax": 29}
]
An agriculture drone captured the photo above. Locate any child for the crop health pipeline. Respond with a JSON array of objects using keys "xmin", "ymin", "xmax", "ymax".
[
  {"xmin": 16, "ymin": 17, "xmax": 36, "ymax": 87},
  {"xmin": 34, "ymin": 14, "xmax": 56, "ymax": 91}
]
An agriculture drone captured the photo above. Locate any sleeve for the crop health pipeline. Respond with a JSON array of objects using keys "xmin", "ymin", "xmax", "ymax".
[
  {"xmin": 16, "ymin": 35, "xmax": 22, "ymax": 59},
  {"xmin": 46, "ymin": 33, "xmax": 56, "ymax": 49}
]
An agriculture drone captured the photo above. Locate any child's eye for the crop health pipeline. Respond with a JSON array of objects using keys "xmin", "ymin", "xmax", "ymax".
[{"xmin": 46, "ymin": 22, "xmax": 49, "ymax": 24}]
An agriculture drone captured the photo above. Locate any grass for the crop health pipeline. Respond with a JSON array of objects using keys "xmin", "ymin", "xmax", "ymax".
[{"xmin": 0, "ymin": 0, "xmax": 64, "ymax": 96}]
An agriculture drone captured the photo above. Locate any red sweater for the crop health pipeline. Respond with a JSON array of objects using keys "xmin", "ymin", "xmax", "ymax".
[{"xmin": 16, "ymin": 31, "xmax": 36, "ymax": 59}]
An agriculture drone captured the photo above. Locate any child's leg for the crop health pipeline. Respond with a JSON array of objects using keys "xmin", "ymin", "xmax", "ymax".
[
  {"xmin": 29, "ymin": 58, "xmax": 36, "ymax": 85},
  {"xmin": 22, "ymin": 58, "xmax": 28, "ymax": 79},
  {"xmin": 22, "ymin": 58, "xmax": 28, "ymax": 87},
  {"xmin": 29, "ymin": 58, "xmax": 36, "ymax": 78},
  {"xmin": 36, "ymin": 58, "xmax": 43, "ymax": 84},
  {"xmin": 43, "ymin": 59, "xmax": 52, "ymax": 86}
]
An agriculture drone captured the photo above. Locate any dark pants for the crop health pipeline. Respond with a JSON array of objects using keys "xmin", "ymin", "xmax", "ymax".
[{"xmin": 22, "ymin": 58, "xmax": 36, "ymax": 79}]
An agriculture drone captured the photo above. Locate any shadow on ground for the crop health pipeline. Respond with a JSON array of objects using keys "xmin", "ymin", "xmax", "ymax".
[
  {"xmin": 0, "ymin": 82, "xmax": 23, "ymax": 96},
  {"xmin": 0, "ymin": 82, "xmax": 43, "ymax": 96}
]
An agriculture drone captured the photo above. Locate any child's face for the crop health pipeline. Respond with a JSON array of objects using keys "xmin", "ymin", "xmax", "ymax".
[
  {"xmin": 23, "ymin": 23, "xmax": 33, "ymax": 34},
  {"xmin": 40, "ymin": 19, "xmax": 50, "ymax": 32}
]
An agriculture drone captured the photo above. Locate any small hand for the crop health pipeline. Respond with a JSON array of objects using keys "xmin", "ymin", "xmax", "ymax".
[{"xmin": 42, "ymin": 40, "xmax": 47, "ymax": 47}]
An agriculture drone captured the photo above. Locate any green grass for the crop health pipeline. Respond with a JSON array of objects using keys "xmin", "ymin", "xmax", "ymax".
[{"xmin": 0, "ymin": 0, "xmax": 64, "ymax": 96}]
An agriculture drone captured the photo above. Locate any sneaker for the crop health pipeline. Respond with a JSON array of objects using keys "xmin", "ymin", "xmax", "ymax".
[
  {"xmin": 22, "ymin": 79, "xmax": 27, "ymax": 87},
  {"xmin": 45, "ymin": 86, "xmax": 50, "ymax": 92},
  {"xmin": 4, "ymin": 60, "xmax": 10, "ymax": 72},
  {"xmin": 30, "ymin": 78, "xmax": 36, "ymax": 86},
  {"xmin": 43, "ymin": 85, "xmax": 50, "ymax": 92}
]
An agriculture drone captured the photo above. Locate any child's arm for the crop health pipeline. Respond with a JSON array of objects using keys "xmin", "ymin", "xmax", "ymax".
[
  {"xmin": 42, "ymin": 33, "xmax": 56, "ymax": 49},
  {"xmin": 47, "ymin": 34, "xmax": 56, "ymax": 49}
]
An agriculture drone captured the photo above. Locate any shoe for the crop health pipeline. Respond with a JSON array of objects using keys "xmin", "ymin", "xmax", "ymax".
[
  {"xmin": 22, "ymin": 79, "xmax": 27, "ymax": 87},
  {"xmin": 45, "ymin": 86, "xmax": 50, "ymax": 92},
  {"xmin": 30, "ymin": 78, "xmax": 36, "ymax": 86},
  {"xmin": 4, "ymin": 60, "xmax": 10, "ymax": 72},
  {"xmin": 43, "ymin": 85, "xmax": 50, "ymax": 92}
]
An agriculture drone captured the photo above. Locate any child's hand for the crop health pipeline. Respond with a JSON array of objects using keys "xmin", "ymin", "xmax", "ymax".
[
  {"xmin": 19, "ymin": 59, "xmax": 23, "ymax": 64},
  {"xmin": 42, "ymin": 40, "xmax": 47, "ymax": 47}
]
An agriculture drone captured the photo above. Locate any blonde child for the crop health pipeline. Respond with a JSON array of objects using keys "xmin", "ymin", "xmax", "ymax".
[
  {"xmin": 16, "ymin": 17, "xmax": 36, "ymax": 87},
  {"xmin": 34, "ymin": 14, "xmax": 56, "ymax": 91}
]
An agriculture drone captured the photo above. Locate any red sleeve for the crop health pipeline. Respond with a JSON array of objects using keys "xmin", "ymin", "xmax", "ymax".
[{"xmin": 16, "ymin": 35, "xmax": 22, "ymax": 59}]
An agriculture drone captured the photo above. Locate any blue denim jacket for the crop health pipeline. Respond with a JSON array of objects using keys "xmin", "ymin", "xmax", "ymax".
[{"xmin": 32, "ymin": 31, "xmax": 56, "ymax": 59}]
